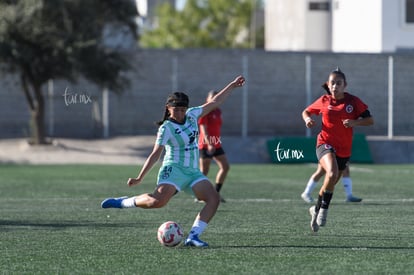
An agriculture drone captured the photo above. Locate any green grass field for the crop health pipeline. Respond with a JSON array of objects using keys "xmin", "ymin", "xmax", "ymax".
[{"xmin": 1, "ymin": 164, "xmax": 413, "ymax": 274}]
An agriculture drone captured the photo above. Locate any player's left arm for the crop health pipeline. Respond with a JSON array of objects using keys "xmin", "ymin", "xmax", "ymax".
[
  {"xmin": 343, "ymin": 109, "xmax": 374, "ymax": 128},
  {"xmin": 201, "ymin": 75, "xmax": 245, "ymax": 117}
]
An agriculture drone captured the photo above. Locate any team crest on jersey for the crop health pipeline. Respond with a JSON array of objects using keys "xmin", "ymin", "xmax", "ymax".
[
  {"xmin": 346, "ymin": 104, "xmax": 354, "ymax": 113},
  {"xmin": 187, "ymin": 116, "xmax": 196, "ymax": 124},
  {"xmin": 324, "ymin": 144, "xmax": 332, "ymax": 150}
]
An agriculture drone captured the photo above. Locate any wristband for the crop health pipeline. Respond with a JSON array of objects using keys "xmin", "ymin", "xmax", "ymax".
[{"xmin": 305, "ymin": 117, "xmax": 312, "ymax": 123}]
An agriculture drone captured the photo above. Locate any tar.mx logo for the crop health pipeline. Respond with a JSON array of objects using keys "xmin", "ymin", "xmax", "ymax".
[
  {"xmin": 199, "ymin": 136, "xmax": 222, "ymax": 146},
  {"xmin": 63, "ymin": 87, "xmax": 92, "ymax": 106},
  {"xmin": 274, "ymin": 142, "xmax": 304, "ymax": 162}
]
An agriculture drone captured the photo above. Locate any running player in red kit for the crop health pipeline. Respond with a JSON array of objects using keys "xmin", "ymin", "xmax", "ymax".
[
  {"xmin": 302, "ymin": 67, "xmax": 374, "ymax": 232},
  {"xmin": 198, "ymin": 90, "xmax": 229, "ymax": 203}
]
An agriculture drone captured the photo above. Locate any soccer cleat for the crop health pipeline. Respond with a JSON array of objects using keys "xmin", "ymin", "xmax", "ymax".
[
  {"xmin": 346, "ymin": 196, "xmax": 362, "ymax": 202},
  {"xmin": 101, "ymin": 196, "xmax": 128, "ymax": 209},
  {"xmin": 301, "ymin": 192, "xmax": 314, "ymax": 203},
  {"xmin": 317, "ymin": 208, "xmax": 328, "ymax": 226},
  {"xmin": 184, "ymin": 235, "xmax": 209, "ymax": 247},
  {"xmin": 309, "ymin": 206, "xmax": 319, "ymax": 232}
]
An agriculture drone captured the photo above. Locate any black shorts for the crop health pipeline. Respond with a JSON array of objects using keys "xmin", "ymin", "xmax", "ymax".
[
  {"xmin": 199, "ymin": 147, "xmax": 225, "ymax": 159},
  {"xmin": 316, "ymin": 144, "xmax": 349, "ymax": 171}
]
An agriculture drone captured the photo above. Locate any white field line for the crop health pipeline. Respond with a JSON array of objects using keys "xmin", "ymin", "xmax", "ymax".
[
  {"xmin": 229, "ymin": 198, "xmax": 414, "ymax": 203},
  {"xmin": 2, "ymin": 198, "xmax": 414, "ymax": 203}
]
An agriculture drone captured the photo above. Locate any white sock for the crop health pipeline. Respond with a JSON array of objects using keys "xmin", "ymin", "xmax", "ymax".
[
  {"xmin": 188, "ymin": 220, "xmax": 208, "ymax": 238},
  {"xmin": 121, "ymin": 197, "xmax": 136, "ymax": 208},
  {"xmin": 342, "ymin": 177, "xmax": 353, "ymax": 198},
  {"xmin": 303, "ymin": 179, "xmax": 318, "ymax": 195}
]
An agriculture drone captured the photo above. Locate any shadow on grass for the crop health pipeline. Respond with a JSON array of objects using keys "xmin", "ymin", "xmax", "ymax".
[
  {"xmin": 334, "ymin": 200, "xmax": 414, "ymax": 206},
  {"xmin": 0, "ymin": 220, "xmax": 149, "ymax": 230}
]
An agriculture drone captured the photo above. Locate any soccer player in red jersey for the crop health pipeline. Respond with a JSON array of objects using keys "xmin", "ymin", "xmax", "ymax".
[
  {"xmin": 302, "ymin": 68, "xmax": 374, "ymax": 232},
  {"xmin": 198, "ymin": 90, "xmax": 229, "ymax": 203},
  {"xmin": 301, "ymin": 81, "xmax": 363, "ymax": 204}
]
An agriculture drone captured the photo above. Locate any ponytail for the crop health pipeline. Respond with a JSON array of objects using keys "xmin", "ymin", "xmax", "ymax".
[
  {"xmin": 156, "ymin": 108, "xmax": 170, "ymax": 126},
  {"xmin": 322, "ymin": 82, "xmax": 331, "ymax": 95}
]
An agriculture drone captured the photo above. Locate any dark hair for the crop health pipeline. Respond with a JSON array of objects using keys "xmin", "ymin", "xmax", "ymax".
[
  {"xmin": 321, "ymin": 82, "xmax": 331, "ymax": 95},
  {"xmin": 166, "ymin": 92, "xmax": 189, "ymax": 107},
  {"xmin": 322, "ymin": 67, "xmax": 347, "ymax": 95},
  {"xmin": 330, "ymin": 67, "xmax": 347, "ymax": 84},
  {"xmin": 156, "ymin": 92, "xmax": 189, "ymax": 125}
]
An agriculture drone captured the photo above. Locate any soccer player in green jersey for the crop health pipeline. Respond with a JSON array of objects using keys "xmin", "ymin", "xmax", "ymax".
[{"xmin": 101, "ymin": 75, "xmax": 245, "ymax": 247}]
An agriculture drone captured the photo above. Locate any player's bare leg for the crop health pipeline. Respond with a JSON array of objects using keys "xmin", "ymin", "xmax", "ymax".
[
  {"xmin": 213, "ymin": 154, "xmax": 230, "ymax": 202},
  {"xmin": 309, "ymin": 153, "xmax": 339, "ymax": 230},
  {"xmin": 101, "ymin": 184, "xmax": 176, "ymax": 209},
  {"xmin": 185, "ymin": 179, "xmax": 220, "ymax": 247}
]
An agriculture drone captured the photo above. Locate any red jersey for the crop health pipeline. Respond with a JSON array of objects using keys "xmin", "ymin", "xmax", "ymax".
[
  {"xmin": 306, "ymin": 92, "xmax": 368, "ymax": 158},
  {"xmin": 198, "ymin": 108, "xmax": 222, "ymax": 149}
]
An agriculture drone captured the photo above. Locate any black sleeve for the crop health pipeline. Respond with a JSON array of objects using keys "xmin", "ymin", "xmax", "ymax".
[{"xmin": 359, "ymin": 109, "xmax": 372, "ymax": 118}]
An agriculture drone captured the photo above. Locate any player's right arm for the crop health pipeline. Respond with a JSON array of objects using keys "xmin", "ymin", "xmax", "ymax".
[
  {"xmin": 302, "ymin": 96, "xmax": 323, "ymax": 128},
  {"xmin": 128, "ymin": 144, "xmax": 164, "ymax": 186},
  {"xmin": 302, "ymin": 109, "xmax": 316, "ymax": 128}
]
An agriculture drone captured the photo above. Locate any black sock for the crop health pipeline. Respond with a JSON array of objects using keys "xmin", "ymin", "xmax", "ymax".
[
  {"xmin": 321, "ymin": 191, "xmax": 333, "ymax": 209},
  {"xmin": 315, "ymin": 195, "xmax": 323, "ymax": 212},
  {"xmin": 215, "ymin": 183, "xmax": 223, "ymax": 192}
]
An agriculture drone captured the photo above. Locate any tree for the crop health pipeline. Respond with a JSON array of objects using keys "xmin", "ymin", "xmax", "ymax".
[
  {"xmin": 0, "ymin": 0, "xmax": 138, "ymax": 144},
  {"xmin": 140, "ymin": 0, "xmax": 260, "ymax": 49}
]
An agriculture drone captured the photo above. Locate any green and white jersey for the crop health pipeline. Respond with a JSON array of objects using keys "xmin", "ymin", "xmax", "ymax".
[{"xmin": 156, "ymin": 107, "xmax": 202, "ymax": 168}]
